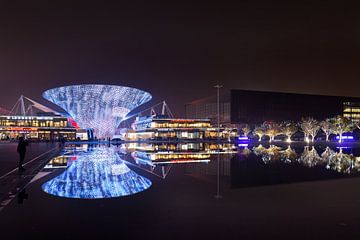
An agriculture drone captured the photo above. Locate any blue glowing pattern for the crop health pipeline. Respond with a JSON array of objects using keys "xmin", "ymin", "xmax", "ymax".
[
  {"xmin": 43, "ymin": 84, "xmax": 152, "ymax": 138},
  {"xmin": 42, "ymin": 146, "xmax": 152, "ymax": 199}
]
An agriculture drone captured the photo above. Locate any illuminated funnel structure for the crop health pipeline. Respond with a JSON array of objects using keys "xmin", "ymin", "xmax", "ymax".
[
  {"xmin": 43, "ymin": 84, "xmax": 152, "ymax": 138},
  {"xmin": 42, "ymin": 147, "xmax": 152, "ymax": 199}
]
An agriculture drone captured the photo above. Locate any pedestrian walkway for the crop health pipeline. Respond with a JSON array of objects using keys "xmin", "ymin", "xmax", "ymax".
[{"xmin": 0, "ymin": 144, "xmax": 60, "ymax": 212}]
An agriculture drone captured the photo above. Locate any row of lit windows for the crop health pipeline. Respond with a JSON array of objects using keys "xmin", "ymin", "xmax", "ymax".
[
  {"xmin": 152, "ymin": 153, "xmax": 211, "ymax": 160},
  {"xmin": 0, "ymin": 130, "xmax": 75, "ymax": 140},
  {"xmin": 344, "ymin": 113, "xmax": 360, "ymax": 119},
  {"xmin": 154, "ymin": 131, "xmax": 201, "ymax": 138},
  {"xmin": 0, "ymin": 119, "xmax": 68, "ymax": 128},
  {"xmin": 343, "ymin": 107, "xmax": 360, "ymax": 113},
  {"xmin": 135, "ymin": 129, "xmax": 237, "ymax": 140},
  {"xmin": 153, "ymin": 122, "xmax": 211, "ymax": 128}
]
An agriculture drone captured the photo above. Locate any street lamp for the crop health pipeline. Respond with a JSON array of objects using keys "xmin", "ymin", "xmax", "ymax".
[{"xmin": 214, "ymin": 84, "xmax": 223, "ymax": 199}]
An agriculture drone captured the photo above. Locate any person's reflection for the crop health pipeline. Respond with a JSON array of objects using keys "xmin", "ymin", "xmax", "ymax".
[{"xmin": 17, "ymin": 188, "xmax": 29, "ymax": 204}]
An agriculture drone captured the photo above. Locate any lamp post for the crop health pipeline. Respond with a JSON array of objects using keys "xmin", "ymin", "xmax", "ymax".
[{"xmin": 214, "ymin": 84, "xmax": 223, "ymax": 199}]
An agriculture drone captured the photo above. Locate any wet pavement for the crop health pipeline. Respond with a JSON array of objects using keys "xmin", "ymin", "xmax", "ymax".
[
  {"xmin": 0, "ymin": 142, "xmax": 58, "ymax": 176},
  {"xmin": 1, "ymin": 142, "xmax": 360, "ymax": 239}
]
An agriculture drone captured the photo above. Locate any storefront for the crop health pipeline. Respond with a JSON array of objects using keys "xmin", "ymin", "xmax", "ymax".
[
  {"xmin": 0, "ymin": 116, "xmax": 76, "ymax": 141},
  {"xmin": 127, "ymin": 116, "xmax": 238, "ymax": 141}
]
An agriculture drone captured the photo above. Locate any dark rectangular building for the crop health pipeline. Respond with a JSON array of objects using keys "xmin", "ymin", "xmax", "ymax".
[{"xmin": 185, "ymin": 89, "xmax": 360, "ymax": 125}]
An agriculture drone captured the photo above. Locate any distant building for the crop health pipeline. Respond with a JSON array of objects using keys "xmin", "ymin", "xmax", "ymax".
[
  {"xmin": 0, "ymin": 96, "xmax": 77, "ymax": 141},
  {"xmin": 185, "ymin": 89, "xmax": 360, "ymax": 125},
  {"xmin": 0, "ymin": 115, "xmax": 76, "ymax": 140},
  {"xmin": 123, "ymin": 115, "xmax": 237, "ymax": 141}
]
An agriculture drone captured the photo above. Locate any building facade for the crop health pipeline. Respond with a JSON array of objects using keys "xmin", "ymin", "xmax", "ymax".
[
  {"xmin": 0, "ymin": 115, "xmax": 76, "ymax": 140},
  {"xmin": 185, "ymin": 89, "xmax": 360, "ymax": 125},
  {"xmin": 123, "ymin": 115, "xmax": 237, "ymax": 141}
]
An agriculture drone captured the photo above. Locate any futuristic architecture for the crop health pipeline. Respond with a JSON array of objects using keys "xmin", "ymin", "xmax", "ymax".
[
  {"xmin": 43, "ymin": 84, "xmax": 152, "ymax": 138},
  {"xmin": 42, "ymin": 146, "xmax": 152, "ymax": 199}
]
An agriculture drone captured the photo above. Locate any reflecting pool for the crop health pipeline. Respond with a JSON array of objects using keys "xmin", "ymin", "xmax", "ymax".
[
  {"xmin": 232, "ymin": 143, "xmax": 360, "ymax": 187},
  {"xmin": 40, "ymin": 142, "xmax": 360, "ymax": 199},
  {"xmin": 42, "ymin": 146, "xmax": 152, "ymax": 199}
]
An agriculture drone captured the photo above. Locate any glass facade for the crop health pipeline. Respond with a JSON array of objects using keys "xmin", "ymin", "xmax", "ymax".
[
  {"xmin": 343, "ymin": 102, "xmax": 360, "ymax": 122},
  {"xmin": 128, "ymin": 116, "xmax": 238, "ymax": 141}
]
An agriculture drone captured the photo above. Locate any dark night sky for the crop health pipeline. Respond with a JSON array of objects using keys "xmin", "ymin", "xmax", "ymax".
[{"xmin": 1, "ymin": 1, "xmax": 360, "ymax": 115}]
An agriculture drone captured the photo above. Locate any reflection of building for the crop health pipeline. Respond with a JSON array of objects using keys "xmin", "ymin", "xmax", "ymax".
[
  {"xmin": 43, "ymin": 84, "xmax": 152, "ymax": 138},
  {"xmin": 125, "ymin": 142, "xmax": 237, "ymax": 164},
  {"xmin": 186, "ymin": 89, "xmax": 360, "ymax": 124},
  {"xmin": 125, "ymin": 115, "xmax": 238, "ymax": 141},
  {"xmin": 0, "ymin": 115, "xmax": 76, "ymax": 140},
  {"xmin": 44, "ymin": 155, "xmax": 72, "ymax": 169}
]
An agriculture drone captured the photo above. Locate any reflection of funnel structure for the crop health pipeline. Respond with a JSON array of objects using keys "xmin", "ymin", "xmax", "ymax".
[
  {"xmin": 43, "ymin": 84, "xmax": 152, "ymax": 138},
  {"xmin": 42, "ymin": 147, "xmax": 151, "ymax": 199}
]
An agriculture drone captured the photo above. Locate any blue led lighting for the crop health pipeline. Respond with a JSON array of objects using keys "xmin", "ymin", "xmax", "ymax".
[
  {"xmin": 336, "ymin": 135, "xmax": 354, "ymax": 140},
  {"xmin": 43, "ymin": 84, "xmax": 152, "ymax": 138},
  {"xmin": 238, "ymin": 136, "xmax": 249, "ymax": 140},
  {"xmin": 42, "ymin": 146, "xmax": 152, "ymax": 199},
  {"xmin": 238, "ymin": 143, "xmax": 249, "ymax": 147}
]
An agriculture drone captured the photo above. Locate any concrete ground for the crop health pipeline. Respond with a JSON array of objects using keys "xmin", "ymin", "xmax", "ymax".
[
  {"xmin": 0, "ymin": 142, "xmax": 58, "ymax": 176},
  {"xmin": 0, "ymin": 143, "xmax": 360, "ymax": 239}
]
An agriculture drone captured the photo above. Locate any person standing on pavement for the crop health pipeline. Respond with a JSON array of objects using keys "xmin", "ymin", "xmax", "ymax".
[{"xmin": 17, "ymin": 136, "xmax": 28, "ymax": 171}]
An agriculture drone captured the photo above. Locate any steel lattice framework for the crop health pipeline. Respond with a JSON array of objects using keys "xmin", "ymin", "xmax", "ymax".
[{"xmin": 43, "ymin": 84, "xmax": 152, "ymax": 138}]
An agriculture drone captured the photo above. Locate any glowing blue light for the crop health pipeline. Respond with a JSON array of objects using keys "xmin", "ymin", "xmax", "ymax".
[
  {"xmin": 43, "ymin": 84, "xmax": 152, "ymax": 138},
  {"xmin": 42, "ymin": 146, "xmax": 152, "ymax": 199},
  {"xmin": 238, "ymin": 143, "xmax": 249, "ymax": 147},
  {"xmin": 238, "ymin": 136, "xmax": 249, "ymax": 140},
  {"xmin": 336, "ymin": 135, "xmax": 354, "ymax": 140}
]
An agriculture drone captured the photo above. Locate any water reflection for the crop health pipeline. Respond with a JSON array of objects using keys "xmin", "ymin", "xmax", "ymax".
[
  {"xmin": 42, "ymin": 146, "xmax": 152, "ymax": 199},
  {"xmin": 41, "ymin": 142, "xmax": 360, "ymax": 198},
  {"xmin": 242, "ymin": 144, "xmax": 360, "ymax": 174},
  {"xmin": 42, "ymin": 143, "xmax": 237, "ymax": 198}
]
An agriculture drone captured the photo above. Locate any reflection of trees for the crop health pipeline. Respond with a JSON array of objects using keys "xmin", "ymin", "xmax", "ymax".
[
  {"xmin": 280, "ymin": 145, "xmax": 297, "ymax": 163},
  {"xmin": 252, "ymin": 145, "xmax": 297, "ymax": 164},
  {"xmin": 326, "ymin": 148, "xmax": 358, "ymax": 174},
  {"xmin": 250, "ymin": 145, "xmax": 360, "ymax": 174},
  {"xmin": 239, "ymin": 147, "xmax": 252, "ymax": 156},
  {"xmin": 252, "ymin": 145, "xmax": 282, "ymax": 164},
  {"xmin": 321, "ymin": 146, "xmax": 335, "ymax": 161},
  {"xmin": 298, "ymin": 146, "xmax": 322, "ymax": 167}
]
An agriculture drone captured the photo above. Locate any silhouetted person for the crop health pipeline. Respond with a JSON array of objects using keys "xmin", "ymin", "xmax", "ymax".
[
  {"xmin": 17, "ymin": 137, "xmax": 28, "ymax": 171},
  {"xmin": 17, "ymin": 188, "xmax": 29, "ymax": 204}
]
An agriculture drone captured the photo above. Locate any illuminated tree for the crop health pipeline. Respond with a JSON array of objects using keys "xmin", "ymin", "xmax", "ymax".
[
  {"xmin": 320, "ymin": 119, "xmax": 334, "ymax": 141},
  {"xmin": 240, "ymin": 124, "xmax": 251, "ymax": 137},
  {"xmin": 253, "ymin": 125, "xmax": 266, "ymax": 142},
  {"xmin": 263, "ymin": 121, "xmax": 281, "ymax": 142},
  {"xmin": 280, "ymin": 121, "xmax": 298, "ymax": 142},
  {"xmin": 329, "ymin": 115, "xmax": 355, "ymax": 143},
  {"xmin": 299, "ymin": 117, "xmax": 320, "ymax": 142}
]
